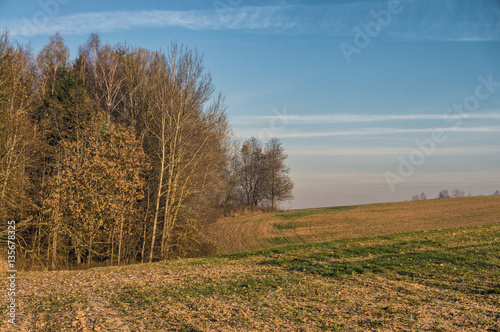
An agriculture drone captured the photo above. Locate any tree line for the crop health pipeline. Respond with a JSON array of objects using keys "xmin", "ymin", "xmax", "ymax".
[
  {"xmin": 411, "ymin": 189, "xmax": 499, "ymax": 201},
  {"xmin": 0, "ymin": 32, "xmax": 293, "ymax": 270}
]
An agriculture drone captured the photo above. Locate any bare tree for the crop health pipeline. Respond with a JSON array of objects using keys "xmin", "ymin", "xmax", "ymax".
[
  {"xmin": 144, "ymin": 43, "xmax": 229, "ymax": 260},
  {"xmin": 240, "ymin": 137, "xmax": 266, "ymax": 207},
  {"xmin": 438, "ymin": 190, "xmax": 450, "ymax": 199},
  {"xmin": 0, "ymin": 32, "xmax": 36, "ymax": 225},
  {"xmin": 119, "ymin": 47, "xmax": 152, "ymax": 129},
  {"xmin": 144, "ymin": 51, "xmax": 169, "ymax": 263},
  {"xmin": 76, "ymin": 34, "xmax": 125, "ymax": 123},
  {"xmin": 263, "ymin": 138, "xmax": 294, "ymax": 209},
  {"xmin": 221, "ymin": 137, "xmax": 294, "ymax": 211},
  {"xmin": 35, "ymin": 33, "xmax": 69, "ymax": 98},
  {"xmin": 412, "ymin": 192, "xmax": 427, "ymax": 201},
  {"xmin": 451, "ymin": 189, "xmax": 466, "ymax": 198}
]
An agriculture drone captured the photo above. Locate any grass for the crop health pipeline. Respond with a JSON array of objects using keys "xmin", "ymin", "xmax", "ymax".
[
  {"xmin": 1, "ymin": 196, "xmax": 499, "ymax": 330},
  {"xmin": 28, "ymin": 292, "xmax": 90, "ymax": 330},
  {"xmin": 272, "ymin": 221, "xmax": 299, "ymax": 230},
  {"xmin": 258, "ymin": 224, "xmax": 500, "ymax": 294},
  {"xmin": 274, "ymin": 205, "xmax": 358, "ymax": 220}
]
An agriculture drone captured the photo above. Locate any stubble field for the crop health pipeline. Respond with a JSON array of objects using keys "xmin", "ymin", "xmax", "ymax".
[
  {"xmin": 1, "ymin": 196, "xmax": 499, "ymax": 331},
  {"xmin": 206, "ymin": 196, "xmax": 500, "ymax": 255}
]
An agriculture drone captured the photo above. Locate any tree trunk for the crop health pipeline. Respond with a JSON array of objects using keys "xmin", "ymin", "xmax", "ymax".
[
  {"xmin": 161, "ymin": 113, "xmax": 180, "ymax": 258},
  {"xmin": 118, "ymin": 212, "xmax": 124, "ymax": 264},
  {"xmin": 88, "ymin": 236, "xmax": 93, "ymax": 265},
  {"xmin": 110, "ymin": 232, "xmax": 115, "ymax": 265},
  {"xmin": 149, "ymin": 122, "xmax": 166, "ymax": 263},
  {"xmin": 141, "ymin": 223, "xmax": 147, "ymax": 263},
  {"xmin": 51, "ymin": 229, "xmax": 57, "ymax": 270}
]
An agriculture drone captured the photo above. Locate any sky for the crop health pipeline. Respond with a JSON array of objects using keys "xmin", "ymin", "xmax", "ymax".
[{"xmin": 1, "ymin": 0, "xmax": 499, "ymax": 209}]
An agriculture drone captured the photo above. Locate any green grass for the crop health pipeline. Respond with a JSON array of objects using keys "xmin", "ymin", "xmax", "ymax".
[
  {"xmin": 171, "ymin": 223, "xmax": 499, "ymax": 298},
  {"xmin": 274, "ymin": 205, "xmax": 357, "ymax": 220},
  {"xmin": 257, "ymin": 224, "xmax": 500, "ymax": 294},
  {"xmin": 272, "ymin": 221, "xmax": 299, "ymax": 230},
  {"xmin": 26, "ymin": 291, "xmax": 90, "ymax": 330},
  {"xmin": 215, "ymin": 223, "xmax": 500, "ymax": 297}
]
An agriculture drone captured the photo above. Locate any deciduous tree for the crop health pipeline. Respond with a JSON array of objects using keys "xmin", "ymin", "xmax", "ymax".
[
  {"xmin": 263, "ymin": 138, "xmax": 294, "ymax": 209},
  {"xmin": 144, "ymin": 43, "xmax": 230, "ymax": 261},
  {"xmin": 0, "ymin": 31, "xmax": 36, "ymax": 229}
]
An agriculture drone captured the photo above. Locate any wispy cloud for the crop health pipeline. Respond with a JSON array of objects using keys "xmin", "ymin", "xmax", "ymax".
[
  {"xmin": 4, "ymin": 7, "xmax": 294, "ymax": 37},
  {"xmin": 234, "ymin": 111, "xmax": 500, "ymax": 125},
  {"xmin": 288, "ymin": 146, "xmax": 500, "ymax": 157},
  {"xmin": 3, "ymin": 1, "xmax": 499, "ymax": 41},
  {"xmin": 234, "ymin": 125, "xmax": 500, "ymax": 139},
  {"xmin": 272, "ymin": 126, "xmax": 500, "ymax": 139},
  {"xmin": 292, "ymin": 170, "xmax": 500, "ymax": 186}
]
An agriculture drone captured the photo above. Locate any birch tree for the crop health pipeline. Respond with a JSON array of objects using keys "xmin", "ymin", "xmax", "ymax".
[
  {"xmin": 145, "ymin": 43, "xmax": 229, "ymax": 260},
  {"xmin": 35, "ymin": 33, "xmax": 69, "ymax": 99},
  {"xmin": 76, "ymin": 33, "xmax": 125, "ymax": 123}
]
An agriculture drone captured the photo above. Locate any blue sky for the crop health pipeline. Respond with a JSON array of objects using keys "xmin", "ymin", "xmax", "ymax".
[{"xmin": 1, "ymin": 0, "xmax": 499, "ymax": 208}]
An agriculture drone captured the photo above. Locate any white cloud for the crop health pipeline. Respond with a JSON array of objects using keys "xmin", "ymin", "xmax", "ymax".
[
  {"xmin": 2, "ymin": 2, "xmax": 499, "ymax": 41},
  {"xmin": 292, "ymin": 170, "xmax": 500, "ymax": 188},
  {"xmin": 234, "ymin": 111, "xmax": 500, "ymax": 125},
  {"xmin": 233, "ymin": 125, "xmax": 500, "ymax": 139},
  {"xmin": 3, "ymin": 7, "xmax": 293, "ymax": 37},
  {"xmin": 287, "ymin": 146, "xmax": 500, "ymax": 157}
]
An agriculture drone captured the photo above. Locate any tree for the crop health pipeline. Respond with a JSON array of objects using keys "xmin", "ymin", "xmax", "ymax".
[
  {"xmin": 239, "ymin": 137, "xmax": 267, "ymax": 207},
  {"xmin": 44, "ymin": 118, "xmax": 148, "ymax": 266},
  {"xmin": 0, "ymin": 31, "xmax": 36, "ymax": 229},
  {"xmin": 35, "ymin": 33, "xmax": 70, "ymax": 100},
  {"xmin": 39, "ymin": 67, "xmax": 98, "ymax": 145},
  {"xmin": 263, "ymin": 138, "xmax": 294, "ymax": 209},
  {"xmin": 411, "ymin": 192, "xmax": 426, "ymax": 201},
  {"xmin": 117, "ymin": 47, "xmax": 152, "ymax": 130},
  {"xmin": 76, "ymin": 34, "xmax": 125, "ymax": 123},
  {"xmin": 36, "ymin": 66, "xmax": 98, "ymax": 269},
  {"xmin": 494, "ymin": 190, "xmax": 500, "ymax": 196},
  {"xmin": 222, "ymin": 137, "xmax": 294, "ymax": 210},
  {"xmin": 144, "ymin": 42, "xmax": 230, "ymax": 261},
  {"xmin": 451, "ymin": 189, "xmax": 465, "ymax": 198},
  {"xmin": 438, "ymin": 190, "xmax": 450, "ymax": 199}
]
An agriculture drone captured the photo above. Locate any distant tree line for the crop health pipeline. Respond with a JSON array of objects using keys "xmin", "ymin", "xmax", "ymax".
[
  {"xmin": 412, "ymin": 189, "xmax": 499, "ymax": 201},
  {"xmin": 0, "ymin": 32, "xmax": 293, "ymax": 270},
  {"xmin": 411, "ymin": 192, "xmax": 427, "ymax": 201}
]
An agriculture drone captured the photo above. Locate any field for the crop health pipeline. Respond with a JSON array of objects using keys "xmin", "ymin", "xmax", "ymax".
[
  {"xmin": 206, "ymin": 196, "xmax": 500, "ymax": 254},
  {"xmin": 1, "ymin": 196, "xmax": 499, "ymax": 331}
]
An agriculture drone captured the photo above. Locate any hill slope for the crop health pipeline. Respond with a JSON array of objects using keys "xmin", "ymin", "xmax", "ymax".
[
  {"xmin": 1, "ymin": 196, "xmax": 499, "ymax": 331},
  {"xmin": 2, "ymin": 222, "xmax": 499, "ymax": 331},
  {"xmin": 205, "ymin": 196, "xmax": 500, "ymax": 254}
]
